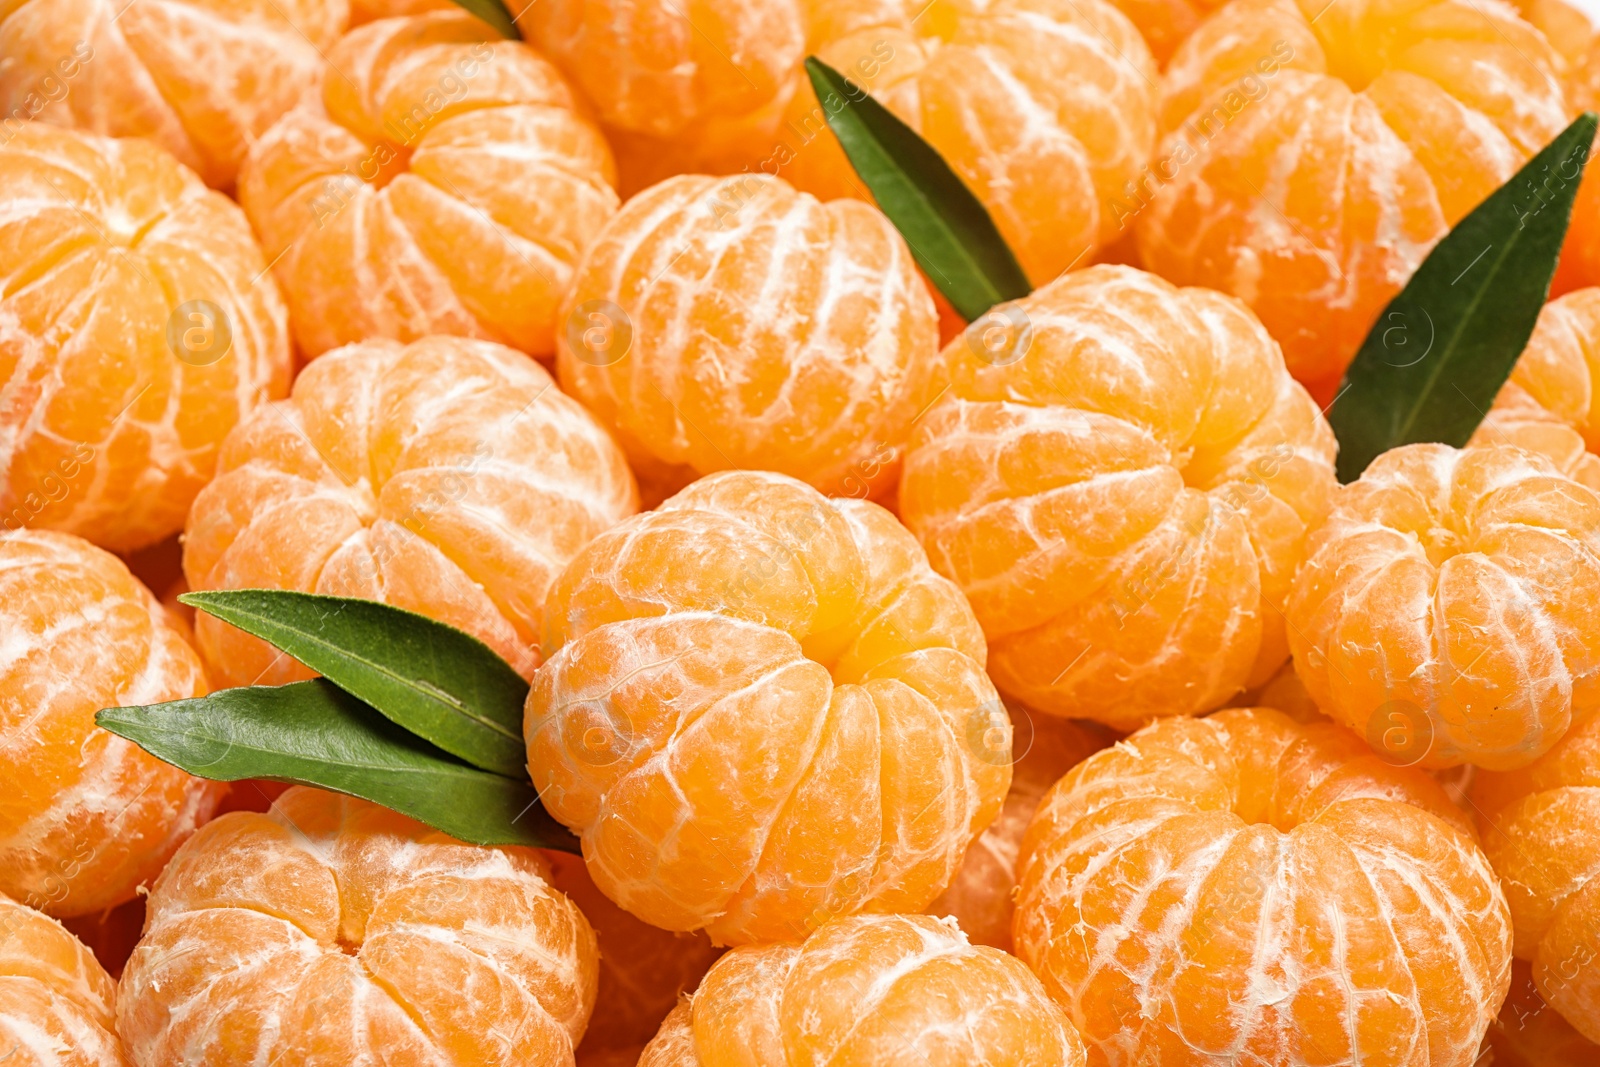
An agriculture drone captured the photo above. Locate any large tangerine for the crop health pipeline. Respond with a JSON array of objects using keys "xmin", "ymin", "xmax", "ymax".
[{"xmin": 0, "ymin": 892, "xmax": 130, "ymax": 1066}]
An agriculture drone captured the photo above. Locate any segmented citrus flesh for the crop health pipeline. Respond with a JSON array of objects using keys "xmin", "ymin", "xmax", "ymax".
[
  {"xmin": 528, "ymin": 469, "xmax": 1009, "ymax": 946},
  {"xmin": 0, "ymin": 892, "xmax": 130, "ymax": 1067},
  {"xmin": 0, "ymin": 529, "xmax": 224, "ymax": 919},
  {"xmin": 183, "ymin": 335, "xmax": 638, "ymax": 687},
  {"xmin": 0, "ymin": 123, "xmax": 291, "ymax": 554},
  {"xmin": 116, "ymin": 788, "xmax": 599, "ymax": 1067},
  {"xmin": 238, "ymin": 11, "xmax": 619, "ymax": 359},
  {"xmin": 1483, "ymin": 958, "xmax": 1600, "ymax": 1066},
  {"xmin": 899, "ymin": 264, "xmax": 1337, "ymax": 729},
  {"xmin": 638, "ymin": 913, "xmax": 1088, "ymax": 1067},
  {"xmin": 1288, "ymin": 441, "xmax": 1600, "ymax": 770},
  {"xmin": 1015, "ymin": 706, "xmax": 1511, "ymax": 1066}
]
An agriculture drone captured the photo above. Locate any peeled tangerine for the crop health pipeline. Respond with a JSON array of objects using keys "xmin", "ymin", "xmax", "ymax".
[
  {"xmin": 527, "ymin": 470, "xmax": 1010, "ymax": 947},
  {"xmin": 184, "ymin": 335, "xmax": 637, "ymax": 686},
  {"xmin": 1139, "ymin": 0, "xmax": 1568, "ymax": 398},
  {"xmin": 238, "ymin": 11, "xmax": 619, "ymax": 359},
  {"xmin": 638, "ymin": 914, "xmax": 1086, "ymax": 1067},
  {"xmin": 116, "ymin": 788, "xmax": 598, "ymax": 1066},
  {"xmin": 1473, "ymin": 714, "xmax": 1600, "ymax": 1043},
  {"xmin": 1015, "ymin": 706, "xmax": 1512, "ymax": 1066},
  {"xmin": 0, "ymin": 123, "xmax": 290, "ymax": 554},
  {"xmin": 786, "ymin": 0, "xmax": 1156, "ymax": 284},
  {"xmin": 899, "ymin": 265, "xmax": 1337, "ymax": 730},
  {"xmin": 0, "ymin": 0, "xmax": 347, "ymax": 189},
  {"xmin": 1288, "ymin": 441, "xmax": 1600, "ymax": 770},
  {"xmin": 0, "ymin": 892, "xmax": 129, "ymax": 1067},
  {"xmin": 557, "ymin": 174, "xmax": 938, "ymax": 503},
  {"xmin": 0, "ymin": 530, "xmax": 224, "ymax": 919}
]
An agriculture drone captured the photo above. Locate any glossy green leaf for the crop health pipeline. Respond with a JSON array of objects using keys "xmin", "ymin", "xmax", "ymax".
[
  {"xmin": 97, "ymin": 680, "xmax": 576, "ymax": 851},
  {"xmin": 1329, "ymin": 111, "xmax": 1598, "ymax": 482},
  {"xmin": 805, "ymin": 55, "xmax": 1031, "ymax": 321},
  {"xmin": 447, "ymin": 0, "xmax": 520, "ymax": 39},
  {"xmin": 181, "ymin": 590, "xmax": 529, "ymax": 777}
]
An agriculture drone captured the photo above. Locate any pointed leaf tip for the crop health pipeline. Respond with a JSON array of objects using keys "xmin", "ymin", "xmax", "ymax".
[
  {"xmin": 447, "ymin": 0, "xmax": 520, "ymax": 39},
  {"xmin": 1329, "ymin": 111, "xmax": 1598, "ymax": 482}
]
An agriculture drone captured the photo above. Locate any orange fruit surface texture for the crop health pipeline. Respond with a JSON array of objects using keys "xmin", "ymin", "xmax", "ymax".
[
  {"xmin": 784, "ymin": 0, "xmax": 1157, "ymax": 285},
  {"xmin": 527, "ymin": 469, "xmax": 1010, "ymax": 947},
  {"xmin": 927, "ymin": 710, "xmax": 1112, "ymax": 950},
  {"xmin": 1136, "ymin": 0, "xmax": 1569, "ymax": 399},
  {"xmin": 1472, "ymin": 713, "xmax": 1600, "ymax": 1043},
  {"xmin": 0, "ymin": 123, "xmax": 291, "ymax": 554},
  {"xmin": 0, "ymin": 530, "xmax": 224, "ymax": 919},
  {"xmin": 1015, "ymin": 706, "xmax": 1512, "ymax": 1066},
  {"xmin": 0, "ymin": 0, "xmax": 348, "ymax": 190},
  {"xmin": 238, "ymin": 11, "xmax": 620, "ymax": 360},
  {"xmin": 0, "ymin": 892, "xmax": 130, "ymax": 1067},
  {"xmin": 636, "ymin": 913, "xmax": 1088, "ymax": 1067},
  {"xmin": 184, "ymin": 334, "xmax": 638, "ymax": 686},
  {"xmin": 1472, "ymin": 288, "xmax": 1600, "ymax": 491},
  {"xmin": 1483, "ymin": 958, "xmax": 1600, "ymax": 1066},
  {"xmin": 1288, "ymin": 441, "xmax": 1600, "ymax": 770},
  {"xmin": 557, "ymin": 173, "xmax": 939, "ymax": 504},
  {"xmin": 544, "ymin": 851, "xmax": 721, "ymax": 1056},
  {"xmin": 898, "ymin": 265, "xmax": 1337, "ymax": 730},
  {"xmin": 116, "ymin": 788, "xmax": 599, "ymax": 1067}
]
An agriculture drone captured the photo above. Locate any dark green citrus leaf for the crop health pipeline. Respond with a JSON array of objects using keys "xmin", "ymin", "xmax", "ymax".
[
  {"xmin": 1329, "ymin": 111, "xmax": 1598, "ymax": 482},
  {"xmin": 805, "ymin": 55, "xmax": 1031, "ymax": 321},
  {"xmin": 181, "ymin": 590, "xmax": 528, "ymax": 778},
  {"xmin": 447, "ymin": 0, "xmax": 520, "ymax": 39},
  {"xmin": 97, "ymin": 680, "xmax": 576, "ymax": 851}
]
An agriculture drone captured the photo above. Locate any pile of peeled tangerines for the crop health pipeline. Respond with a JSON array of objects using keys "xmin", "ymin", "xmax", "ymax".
[{"xmin": 6, "ymin": 0, "xmax": 1600, "ymax": 1064}]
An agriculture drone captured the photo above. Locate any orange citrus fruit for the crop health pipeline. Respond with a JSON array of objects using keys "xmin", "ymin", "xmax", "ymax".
[
  {"xmin": 556, "ymin": 173, "xmax": 939, "ymax": 503},
  {"xmin": 184, "ymin": 334, "xmax": 638, "ymax": 687},
  {"xmin": 581, "ymin": 1048, "xmax": 647, "ymax": 1067},
  {"xmin": 1471, "ymin": 713, "xmax": 1600, "ymax": 1043},
  {"xmin": 1015, "ymin": 705, "xmax": 1510, "ymax": 1065},
  {"xmin": 781, "ymin": 0, "xmax": 1158, "ymax": 285},
  {"xmin": 0, "ymin": 122, "xmax": 291, "ymax": 555},
  {"xmin": 0, "ymin": 529, "xmax": 225, "ymax": 919},
  {"xmin": 1137, "ymin": 0, "xmax": 1569, "ymax": 398},
  {"xmin": 0, "ymin": 0, "xmax": 348, "ymax": 190},
  {"xmin": 1555, "ymin": 40, "xmax": 1600, "ymax": 296},
  {"xmin": 1512, "ymin": 0, "xmax": 1595, "ymax": 73},
  {"xmin": 927, "ymin": 708, "xmax": 1112, "ymax": 951},
  {"xmin": 0, "ymin": 891, "xmax": 129, "ymax": 1066},
  {"xmin": 237, "ymin": 11, "xmax": 620, "ymax": 360},
  {"xmin": 1096, "ymin": 0, "xmax": 1225, "ymax": 66},
  {"xmin": 637, "ymin": 913, "xmax": 1087, "ymax": 1066},
  {"xmin": 116, "ymin": 787, "xmax": 599, "ymax": 1066},
  {"xmin": 1288, "ymin": 441, "xmax": 1600, "ymax": 770},
  {"xmin": 527, "ymin": 469, "xmax": 1010, "ymax": 947},
  {"xmin": 898, "ymin": 264, "xmax": 1337, "ymax": 729},
  {"xmin": 545, "ymin": 851, "xmax": 721, "ymax": 1056},
  {"xmin": 1483, "ymin": 958, "xmax": 1600, "ymax": 1066},
  {"xmin": 521, "ymin": 0, "xmax": 805, "ymax": 193}
]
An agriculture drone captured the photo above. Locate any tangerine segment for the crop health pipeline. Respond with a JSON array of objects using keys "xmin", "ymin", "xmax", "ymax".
[
  {"xmin": 0, "ymin": 892, "xmax": 129, "ymax": 1067},
  {"xmin": 637, "ymin": 914, "xmax": 1087, "ymax": 1067},
  {"xmin": 1288, "ymin": 442, "xmax": 1600, "ymax": 771},
  {"xmin": 781, "ymin": 0, "xmax": 1157, "ymax": 285},
  {"xmin": 557, "ymin": 174, "xmax": 939, "ymax": 502},
  {"xmin": 927, "ymin": 710, "xmax": 1113, "ymax": 951},
  {"xmin": 545, "ymin": 852, "xmax": 721, "ymax": 1054},
  {"xmin": 1556, "ymin": 46, "xmax": 1600, "ymax": 297},
  {"xmin": 0, "ymin": 530, "xmax": 224, "ymax": 919},
  {"xmin": 0, "ymin": 0, "xmax": 347, "ymax": 190},
  {"xmin": 1015, "ymin": 706, "xmax": 1510, "ymax": 1067},
  {"xmin": 1472, "ymin": 288, "xmax": 1600, "ymax": 491},
  {"xmin": 0, "ymin": 123, "xmax": 291, "ymax": 555},
  {"xmin": 184, "ymin": 335, "xmax": 638, "ymax": 687},
  {"xmin": 116, "ymin": 788, "xmax": 598, "ymax": 1067},
  {"xmin": 1138, "ymin": 0, "xmax": 1568, "ymax": 396},
  {"xmin": 1472, "ymin": 715, "xmax": 1600, "ymax": 1043},
  {"xmin": 1484, "ymin": 958, "xmax": 1600, "ymax": 1066},
  {"xmin": 899, "ymin": 265, "xmax": 1336, "ymax": 729},
  {"xmin": 238, "ymin": 11, "xmax": 619, "ymax": 360},
  {"xmin": 527, "ymin": 470, "xmax": 1009, "ymax": 947}
]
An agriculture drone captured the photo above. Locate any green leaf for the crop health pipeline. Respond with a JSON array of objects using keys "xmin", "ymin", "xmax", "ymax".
[
  {"xmin": 1329, "ymin": 111, "xmax": 1598, "ymax": 483},
  {"xmin": 447, "ymin": 0, "xmax": 520, "ymax": 39},
  {"xmin": 181, "ymin": 590, "xmax": 529, "ymax": 778},
  {"xmin": 97, "ymin": 680, "xmax": 576, "ymax": 851},
  {"xmin": 805, "ymin": 55, "xmax": 1031, "ymax": 321}
]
